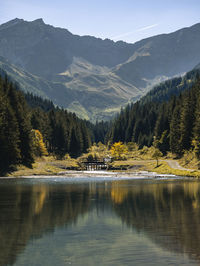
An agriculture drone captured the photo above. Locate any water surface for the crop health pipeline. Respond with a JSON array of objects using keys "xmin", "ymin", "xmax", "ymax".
[{"xmin": 0, "ymin": 175, "xmax": 200, "ymax": 265}]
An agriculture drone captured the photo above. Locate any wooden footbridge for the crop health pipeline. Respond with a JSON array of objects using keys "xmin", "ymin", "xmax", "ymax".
[{"xmin": 83, "ymin": 158, "xmax": 111, "ymax": 170}]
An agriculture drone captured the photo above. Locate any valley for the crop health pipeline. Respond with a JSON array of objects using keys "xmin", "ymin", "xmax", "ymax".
[{"xmin": 1, "ymin": 19, "xmax": 200, "ymax": 120}]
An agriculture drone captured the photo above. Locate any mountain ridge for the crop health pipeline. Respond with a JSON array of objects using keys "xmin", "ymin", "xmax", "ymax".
[{"xmin": 0, "ymin": 18, "xmax": 200, "ymax": 120}]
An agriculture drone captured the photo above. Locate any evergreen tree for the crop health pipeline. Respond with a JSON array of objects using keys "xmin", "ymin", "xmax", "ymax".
[
  {"xmin": 179, "ymin": 93, "xmax": 195, "ymax": 151},
  {"xmin": 0, "ymin": 91, "xmax": 21, "ymax": 172},
  {"xmin": 169, "ymin": 106, "xmax": 182, "ymax": 155},
  {"xmin": 7, "ymin": 84, "xmax": 34, "ymax": 166},
  {"xmin": 0, "ymin": 72, "xmax": 94, "ymax": 172},
  {"xmin": 69, "ymin": 127, "xmax": 82, "ymax": 158}
]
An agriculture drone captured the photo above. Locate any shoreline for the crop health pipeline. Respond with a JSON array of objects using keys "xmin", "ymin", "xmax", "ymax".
[
  {"xmin": 2, "ymin": 169, "xmax": 196, "ymax": 180},
  {"xmin": 0, "ymin": 170, "xmax": 185, "ymax": 180},
  {"xmin": 3, "ymin": 158, "xmax": 200, "ymax": 179}
]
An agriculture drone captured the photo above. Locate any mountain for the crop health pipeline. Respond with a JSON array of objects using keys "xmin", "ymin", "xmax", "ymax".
[
  {"xmin": 194, "ymin": 62, "xmax": 200, "ymax": 70},
  {"xmin": 1, "ymin": 18, "xmax": 200, "ymax": 120},
  {"xmin": 108, "ymin": 69, "xmax": 200, "ymax": 156},
  {"xmin": 114, "ymin": 23, "xmax": 200, "ymax": 86},
  {"xmin": 0, "ymin": 18, "xmax": 134, "ymax": 77},
  {"xmin": 140, "ymin": 67, "xmax": 200, "ymax": 105},
  {"xmin": 0, "ymin": 56, "xmax": 140, "ymax": 120}
]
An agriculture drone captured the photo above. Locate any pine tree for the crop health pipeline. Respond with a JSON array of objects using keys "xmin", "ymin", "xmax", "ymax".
[
  {"xmin": 0, "ymin": 87, "xmax": 21, "ymax": 172},
  {"xmin": 179, "ymin": 93, "xmax": 195, "ymax": 151},
  {"xmin": 192, "ymin": 92, "xmax": 200, "ymax": 158},
  {"xmin": 7, "ymin": 84, "xmax": 34, "ymax": 166},
  {"xmin": 169, "ymin": 106, "xmax": 182, "ymax": 156},
  {"xmin": 69, "ymin": 126, "xmax": 82, "ymax": 158}
]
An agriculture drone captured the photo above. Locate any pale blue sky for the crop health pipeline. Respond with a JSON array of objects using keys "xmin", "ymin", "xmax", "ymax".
[{"xmin": 1, "ymin": 0, "xmax": 200, "ymax": 43}]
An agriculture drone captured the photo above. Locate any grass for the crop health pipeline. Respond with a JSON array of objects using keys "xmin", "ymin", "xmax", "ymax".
[
  {"xmin": 110, "ymin": 159, "xmax": 146, "ymax": 170},
  {"xmin": 144, "ymin": 161, "xmax": 200, "ymax": 178},
  {"xmin": 109, "ymin": 146, "xmax": 200, "ymax": 177},
  {"xmin": 179, "ymin": 151, "xmax": 200, "ymax": 170},
  {"xmin": 7, "ymin": 146, "xmax": 200, "ymax": 178},
  {"xmin": 110, "ymin": 158, "xmax": 200, "ymax": 178},
  {"xmin": 9, "ymin": 156, "xmax": 80, "ymax": 177}
]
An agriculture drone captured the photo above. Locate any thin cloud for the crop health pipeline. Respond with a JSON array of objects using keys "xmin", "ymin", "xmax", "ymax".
[
  {"xmin": 136, "ymin": 23, "xmax": 159, "ymax": 32},
  {"xmin": 112, "ymin": 23, "xmax": 159, "ymax": 40}
]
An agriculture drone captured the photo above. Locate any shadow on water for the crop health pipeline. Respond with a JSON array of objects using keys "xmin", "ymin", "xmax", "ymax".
[{"xmin": 0, "ymin": 178, "xmax": 200, "ymax": 265}]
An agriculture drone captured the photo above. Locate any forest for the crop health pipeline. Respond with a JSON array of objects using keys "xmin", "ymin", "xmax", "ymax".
[
  {"xmin": 1, "ymin": 68, "xmax": 200, "ymax": 174},
  {"xmin": 0, "ymin": 73, "xmax": 95, "ymax": 173},
  {"xmin": 109, "ymin": 69, "xmax": 200, "ymax": 158}
]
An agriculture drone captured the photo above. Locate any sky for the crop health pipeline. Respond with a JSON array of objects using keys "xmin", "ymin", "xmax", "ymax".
[{"xmin": 1, "ymin": 0, "xmax": 200, "ymax": 43}]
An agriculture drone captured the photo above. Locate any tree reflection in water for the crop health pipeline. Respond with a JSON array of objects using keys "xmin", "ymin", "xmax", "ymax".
[{"xmin": 0, "ymin": 179, "xmax": 200, "ymax": 265}]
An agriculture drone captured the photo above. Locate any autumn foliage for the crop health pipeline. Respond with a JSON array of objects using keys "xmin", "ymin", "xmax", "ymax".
[
  {"xmin": 32, "ymin": 129, "xmax": 48, "ymax": 157},
  {"xmin": 110, "ymin": 142, "xmax": 128, "ymax": 160}
]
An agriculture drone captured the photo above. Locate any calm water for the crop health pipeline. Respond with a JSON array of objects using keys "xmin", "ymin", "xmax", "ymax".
[{"xmin": 0, "ymin": 176, "xmax": 200, "ymax": 265}]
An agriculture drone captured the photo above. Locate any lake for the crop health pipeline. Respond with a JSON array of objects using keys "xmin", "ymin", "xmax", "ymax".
[{"xmin": 0, "ymin": 175, "xmax": 200, "ymax": 265}]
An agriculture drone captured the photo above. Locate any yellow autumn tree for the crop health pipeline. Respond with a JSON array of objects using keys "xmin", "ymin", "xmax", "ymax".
[
  {"xmin": 32, "ymin": 129, "xmax": 48, "ymax": 157},
  {"xmin": 110, "ymin": 142, "xmax": 128, "ymax": 160}
]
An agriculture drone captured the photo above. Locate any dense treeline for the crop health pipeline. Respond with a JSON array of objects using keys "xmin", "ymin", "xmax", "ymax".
[
  {"xmin": 101, "ymin": 69, "xmax": 200, "ymax": 147},
  {"xmin": 140, "ymin": 69, "xmax": 200, "ymax": 105},
  {"xmin": 1, "ymin": 65, "xmax": 200, "ymax": 174},
  {"xmin": 31, "ymin": 107, "xmax": 92, "ymax": 158},
  {"xmin": 26, "ymin": 93, "xmax": 110, "ymax": 145},
  {"xmin": 109, "ymin": 74, "xmax": 200, "ymax": 157},
  {"xmin": 109, "ymin": 102, "xmax": 159, "ymax": 147},
  {"xmin": 0, "ymin": 74, "xmax": 93, "ymax": 173},
  {"xmin": 25, "ymin": 93, "xmax": 55, "ymax": 112},
  {"xmin": 88, "ymin": 120, "xmax": 112, "ymax": 144},
  {"xmin": 0, "ymin": 75, "xmax": 34, "ymax": 172}
]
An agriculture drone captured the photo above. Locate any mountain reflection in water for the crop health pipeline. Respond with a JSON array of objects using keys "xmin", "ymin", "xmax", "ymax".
[{"xmin": 0, "ymin": 178, "xmax": 200, "ymax": 265}]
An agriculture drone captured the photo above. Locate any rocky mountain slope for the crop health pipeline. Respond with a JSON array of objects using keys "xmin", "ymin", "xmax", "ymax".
[{"xmin": 1, "ymin": 18, "xmax": 200, "ymax": 120}]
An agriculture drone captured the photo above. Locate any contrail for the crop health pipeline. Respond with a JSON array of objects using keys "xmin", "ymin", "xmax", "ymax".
[
  {"xmin": 136, "ymin": 23, "xmax": 159, "ymax": 32},
  {"xmin": 112, "ymin": 23, "xmax": 159, "ymax": 40}
]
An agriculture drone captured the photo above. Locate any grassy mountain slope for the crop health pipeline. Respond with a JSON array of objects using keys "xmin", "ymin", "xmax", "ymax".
[
  {"xmin": 0, "ymin": 56, "xmax": 141, "ymax": 120},
  {"xmin": 1, "ymin": 19, "xmax": 200, "ymax": 120}
]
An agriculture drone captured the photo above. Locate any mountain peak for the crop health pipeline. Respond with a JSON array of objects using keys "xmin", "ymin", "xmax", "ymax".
[
  {"xmin": 32, "ymin": 18, "xmax": 45, "ymax": 25},
  {"xmin": 0, "ymin": 18, "xmax": 24, "ymax": 30}
]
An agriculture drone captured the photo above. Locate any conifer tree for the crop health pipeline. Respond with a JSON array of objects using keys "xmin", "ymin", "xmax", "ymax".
[
  {"xmin": 192, "ymin": 93, "xmax": 200, "ymax": 158},
  {"xmin": 69, "ymin": 126, "xmax": 82, "ymax": 158},
  {"xmin": 7, "ymin": 84, "xmax": 34, "ymax": 166},
  {"xmin": 0, "ymin": 91, "xmax": 21, "ymax": 172},
  {"xmin": 169, "ymin": 106, "xmax": 182, "ymax": 155},
  {"xmin": 179, "ymin": 93, "xmax": 195, "ymax": 152}
]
